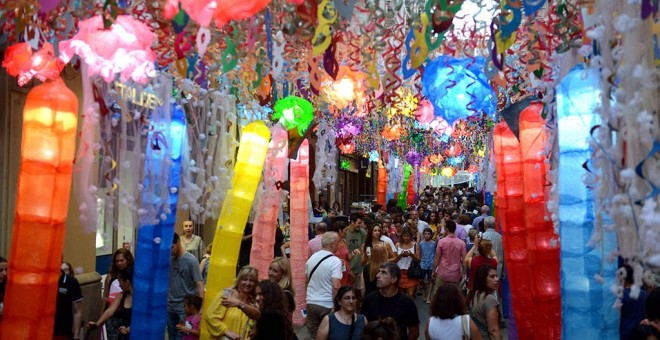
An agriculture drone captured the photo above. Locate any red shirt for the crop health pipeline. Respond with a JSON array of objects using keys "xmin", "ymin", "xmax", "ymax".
[
  {"xmin": 469, "ymin": 256, "xmax": 498, "ymax": 289},
  {"xmin": 335, "ymin": 241, "xmax": 352, "ymax": 286}
]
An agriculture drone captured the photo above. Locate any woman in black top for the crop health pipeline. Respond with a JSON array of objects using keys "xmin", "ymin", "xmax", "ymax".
[
  {"xmin": 251, "ymin": 280, "xmax": 295, "ymax": 340},
  {"xmin": 88, "ymin": 267, "xmax": 133, "ymax": 339}
]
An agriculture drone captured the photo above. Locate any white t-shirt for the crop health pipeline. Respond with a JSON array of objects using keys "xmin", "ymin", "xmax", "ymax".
[
  {"xmin": 427, "ymin": 315, "xmax": 470, "ymax": 340},
  {"xmin": 417, "ymin": 220, "xmax": 430, "ymax": 236},
  {"xmin": 381, "ymin": 236, "xmax": 397, "ymax": 253},
  {"xmin": 305, "ymin": 250, "xmax": 342, "ymax": 308}
]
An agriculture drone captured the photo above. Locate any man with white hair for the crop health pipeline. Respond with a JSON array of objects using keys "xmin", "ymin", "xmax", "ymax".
[
  {"xmin": 305, "ymin": 231, "xmax": 342, "ymax": 340},
  {"xmin": 472, "ymin": 205, "xmax": 490, "ymax": 232},
  {"xmin": 481, "ymin": 216, "xmax": 504, "ymax": 278}
]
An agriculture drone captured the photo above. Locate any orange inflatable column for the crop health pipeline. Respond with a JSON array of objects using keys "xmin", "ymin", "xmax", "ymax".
[
  {"xmin": 1, "ymin": 78, "xmax": 78, "ymax": 339},
  {"xmin": 289, "ymin": 139, "xmax": 310, "ymax": 326},
  {"xmin": 493, "ymin": 122, "xmax": 534, "ymax": 339},
  {"xmin": 377, "ymin": 161, "xmax": 387, "ymax": 206},
  {"xmin": 407, "ymin": 171, "xmax": 415, "ymax": 205},
  {"xmin": 519, "ymin": 103, "xmax": 561, "ymax": 337}
]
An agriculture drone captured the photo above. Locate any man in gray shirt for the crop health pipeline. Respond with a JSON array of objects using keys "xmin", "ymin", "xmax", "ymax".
[
  {"xmin": 481, "ymin": 216, "xmax": 504, "ymax": 279},
  {"xmin": 168, "ymin": 232, "xmax": 204, "ymax": 340}
]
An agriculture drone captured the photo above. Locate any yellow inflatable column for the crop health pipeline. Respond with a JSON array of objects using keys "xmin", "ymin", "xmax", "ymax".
[{"xmin": 202, "ymin": 121, "xmax": 270, "ymax": 330}]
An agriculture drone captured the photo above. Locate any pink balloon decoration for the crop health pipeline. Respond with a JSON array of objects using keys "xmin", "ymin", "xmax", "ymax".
[
  {"xmin": 290, "ymin": 139, "xmax": 310, "ymax": 326},
  {"xmin": 213, "ymin": 0, "xmax": 273, "ymax": 28},
  {"xmin": 250, "ymin": 124, "xmax": 289, "ymax": 280},
  {"xmin": 59, "ymin": 15, "xmax": 157, "ymax": 84}
]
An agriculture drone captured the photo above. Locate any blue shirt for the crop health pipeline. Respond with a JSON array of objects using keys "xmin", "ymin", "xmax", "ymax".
[{"xmin": 419, "ymin": 240, "xmax": 437, "ymax": 270}]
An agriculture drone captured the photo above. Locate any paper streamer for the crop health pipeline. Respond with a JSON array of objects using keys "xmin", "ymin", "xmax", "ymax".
[
  {"xmin": 312, "ymin": 120, "xmax": 338, "ymax": 189},
  {"xmin": 290, "ymin": 139, "xmax": 310, "ymax": 326},
  {"xmin": 311, "ymin": 0, "xmax": 338, "ymax": 56},
  {"xmin": 202, "ymin": 121, "xmax": 271, "ymax": 332},
  {"xmin": 493, "ymin": 121, "xmax": 535, "ymax": 340},
  {"xmin": 249, "ymin": 124, "xmax": 289, "ymax": 280},
  {"xmin": 132, "ymin": 101, "xmax": 186, "ymax": 338},
  {"xmin": 518, "ymin": 102, "xmax": 561, "ymax": 337},
  {"xmin": 557, "ymin": 65, "xmax": 618, "ymax": 339},
  {"xmin": 1, "ymin": 78, "xmax": 78, "ymax": 339}
]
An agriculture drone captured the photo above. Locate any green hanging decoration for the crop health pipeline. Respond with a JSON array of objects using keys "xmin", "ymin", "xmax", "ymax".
[
  {"xmin": 273, "ymin": 96, "xmax": 315, "ymax": 135},
  {"xmin": 397, "ymin": 164, "xmax": 413, "ymax": 210}
]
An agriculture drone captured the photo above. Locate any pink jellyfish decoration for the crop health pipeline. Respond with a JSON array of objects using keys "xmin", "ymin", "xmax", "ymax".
[{"xmin": 59, "ymin": 15, "xmax": 157, "ymax": 84}]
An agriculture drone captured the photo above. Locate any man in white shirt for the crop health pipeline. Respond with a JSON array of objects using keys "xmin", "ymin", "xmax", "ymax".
[{"xmin": 305, "ymin": 232, "xmax": 342, "ymax": 340}]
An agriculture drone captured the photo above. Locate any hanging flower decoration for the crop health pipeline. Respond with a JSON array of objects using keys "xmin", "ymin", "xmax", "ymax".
[
  {"xmin": 405, "ymin": 151, "xmax": 423, "ymax": 166},
  {"xmin": 428, "ymin": 117, "xmax": 453, "ymax": 135},
  {"xmin": 381, "ymin": 124, "xmax": 406, "ymax": 141},
  {"xmin": 368, "ymin": 150, "xmax": 380, "ymax": 162},
  {"xmin": 441, "ymin": 167, "xmax": 456, "ymax": 177},
  {"xmin": 59, "ymin": 15, "xmax": 157, "ymax": 84},
  {"xmin": 421, "ymin": 56, "xmax": 497, "ymax": 124},
  {"xmin": 320, "ymin": 66, "xmax": 366, "ymax": 110},
  {"xmin": 273, "ymin": 96, "xmax": 315, "ymax": 135},
  {"xmin": 388, "ymin": 87, "xmax": 419, "ymax": 118},
  {"xmin": 339, "ymin": 142, "xmax": 356, "ymax": 154},
  {"xmin": 429, "ymin": 154, "xmax": 444, "ymax": 164},
  {"xmin": 414, "ymin": 99, "xmax": 434, "ymax": 125},
  {"xmin": 467, "ymin": 164, "xmax": 479, "ymax": 173},
  {"xmin": 2, "ymin": 42, "xmax": 65, "ymax": 86}
]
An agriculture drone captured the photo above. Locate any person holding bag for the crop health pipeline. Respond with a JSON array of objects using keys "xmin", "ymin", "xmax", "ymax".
[{"xmin": 393, "ymin": 227, "xmax": 421, "ymax": 298}]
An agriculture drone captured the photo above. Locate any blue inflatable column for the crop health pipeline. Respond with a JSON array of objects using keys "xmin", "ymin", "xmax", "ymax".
[
  {"xmin": 131, "ymin": 104, "xmax": 187, "ymax": 339},
  {"xmin": 557, "ymin": 65, "xmax": 618, "ymax": 339}
]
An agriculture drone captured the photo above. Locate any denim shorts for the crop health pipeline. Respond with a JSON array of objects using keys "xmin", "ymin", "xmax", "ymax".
[{"xmin": 421, "ymin": 269, "xmax": 433, "ymax": 281}]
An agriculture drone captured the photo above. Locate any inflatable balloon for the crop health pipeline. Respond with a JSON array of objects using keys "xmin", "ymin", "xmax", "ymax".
[
  {"xmin": 202, "ymin": 121, "xmax": 270, "ymax": 324},
  {"xmin": 132, "ymin": 103, "xmax": 186, "ymax": 337},
  {"xmin": 493, "ymin": 122, "xmax": 535, "ymax": 340},
  {"xmin": 1, "ymin": 78, "xmax": 78, "ymax": 339},
  {"xmin": 557, "ymin": 65, "xmax": 618, "ymax": 339},
  {"xmin": 421, "ymin": 56, "xmax": 496, "ymax": 124},
  {"xmin": 290, "ymin": 139, "xmax": 310, "ymax": 326},
  {"xmin": 250, "ymin": 124, "xmax": 289, "ymax": 280},
  {"xmin": 213, "ymin": 0, "xmax": 273, "ymax": 28},
  {"xmin": 518, "ymin": 102, "xmax": 561, "ymax": 337},
  {"xmin": 397, "ymin": 164, "xmax": 412, "ymax": 209}
]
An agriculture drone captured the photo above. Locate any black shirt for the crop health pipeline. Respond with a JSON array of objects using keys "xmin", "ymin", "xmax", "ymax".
[
  {"xmin": 54, "ymin": 273, "xmax": 83, "ymax": 336},
  {"xmin": 361, "ymin": 290, "xmax": 419, "ymax": 340}
]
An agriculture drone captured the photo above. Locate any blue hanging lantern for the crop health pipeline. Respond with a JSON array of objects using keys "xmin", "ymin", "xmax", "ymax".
[
  {"xmin": 557, "ymin": 64, "xmax": 618, "ymax": 339},
  {"xmin": 422, "ymin": 56, "xmax": 496, "ymax": 125}
]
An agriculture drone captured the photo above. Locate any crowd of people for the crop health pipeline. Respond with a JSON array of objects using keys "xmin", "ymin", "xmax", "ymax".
[{"xmin": 0, "ymin": 187, "xmax": 658, "ymax": 340}]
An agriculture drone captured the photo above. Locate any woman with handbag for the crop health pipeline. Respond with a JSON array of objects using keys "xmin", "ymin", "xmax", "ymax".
[
  {"xmin": 392, "ymin": 227, "xmax": 421, "ymax": 298},
  {"xmin": 426, "ymin": 283, "xmax": 482, "ymax": 340}
]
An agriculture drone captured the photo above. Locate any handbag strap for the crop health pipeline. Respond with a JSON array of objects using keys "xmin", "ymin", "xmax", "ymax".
[
  {"xmin": 461, "ymin": 315, "xmax": 469, "ymax": 340},
  {"xmin": 309, "ymin": 254, "xmax": 334, "ymax": 281}
]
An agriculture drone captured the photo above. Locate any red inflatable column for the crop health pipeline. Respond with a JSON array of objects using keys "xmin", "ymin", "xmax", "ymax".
[
  {"xmin": 377, "ymin": 161, "xmax": 387, "ymax": 206},
  {"xmin": 493, "ymin": 122, "xmax": 534, "ymax": 339},
  {"xmin": 519, "ymin": 103, "xmax": 561, "ymax": 337}
]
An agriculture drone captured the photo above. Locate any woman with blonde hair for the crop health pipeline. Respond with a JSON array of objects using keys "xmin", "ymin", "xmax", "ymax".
[
  {"xmin": 203, "ymin": 265, "xmax": 261, "ymax": 339},
  {"xmin": 362, "ymin": 246, "xmax": 389, "ymax": 297},
  {"xmin": 268, "ymin": 257, "xmax": 295, "ymax": 314}
]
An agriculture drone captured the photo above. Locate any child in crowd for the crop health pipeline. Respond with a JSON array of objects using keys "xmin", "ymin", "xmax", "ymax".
[
  {"xmin": 419, "ymin": 228, "xmax": 437, "ymax": 303},
  {"xmin": 177, "ymin": 295, "xmax": 202, "ymax": 340}
]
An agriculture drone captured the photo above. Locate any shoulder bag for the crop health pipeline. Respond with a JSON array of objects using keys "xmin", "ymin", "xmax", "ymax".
[{"xmin": 406, "ymin": 244, "xmax": 423, "ymax": 279}]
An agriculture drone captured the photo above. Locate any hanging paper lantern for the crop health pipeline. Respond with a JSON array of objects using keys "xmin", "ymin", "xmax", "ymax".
[
  {"xmin": 1, "ymin": 78, "xmax": 78, "ymax": 339},
  {"xmin": 441, "ymin": 167, "xmax": 455, "ymax": 177},
  {"xmin": 273, "ymin": 96, "xmax": 315, "ymax": 135},
  {"xmin": 519, "ymin": 102, "xmax": 561, "ymax": 338},
  {"xmin": 415, "ymin": 99, "xmax": 435, "ymax": 124},
  {"xmin": 2, "ymin": 42, "xmax": 65, "ymax": 87},
  {"xmin": 59, "ymin": 15, "xmax": 157, "ymax": 84},
  {"xmin": 132, "ymin": 102, "xmax": 186, "ymax": 337},
  {"xmin": 429, "ymin": 116, "xmax": 453, "ymax": 135},
  {"xmin": 320, "ymin": 66, "xmax": 366, "ymax": 109},
  {"xmin": 202, "ymin": 121, "xmax": 270, "ymax": 325},
  {"xmin": 406, "ymin": 151, "xmax": 423, "ymax": 166},
  {"xmin": 250, "ymin": 124, "xmax": 289, "ymax": 280},
  {"xmin": 290, "ymin": 139, "xmax": 310, "ymax": 326},
  {"xmin": 213, "ymin": 0, "xmax": 273, "ymax": 27},
  {"xmin": 557, "ymin": 65, "xmax": 618, "ymax": 339},
  {"xmin": 422, "ymin": 56, "xmax": 496, "ymax": 124},
  {"xmin": 339, "ymin": 142, "xmax": 356, "ymax": 154}
]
